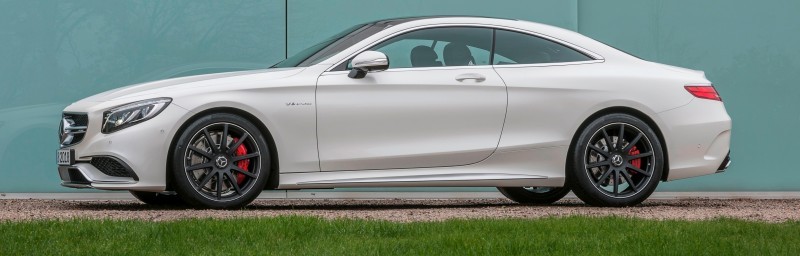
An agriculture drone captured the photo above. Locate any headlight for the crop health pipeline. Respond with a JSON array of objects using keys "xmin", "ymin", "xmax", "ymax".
[{"xmin": 102, "ymin": 98, "xmax": 171, "ymax": 133}]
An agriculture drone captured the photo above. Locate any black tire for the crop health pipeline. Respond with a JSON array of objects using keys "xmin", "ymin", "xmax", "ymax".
[
  {"xmin": 568, "ymin": 113, "xmax": 664, "ymax": 207},
  {"xmin": 172, "ymin": 113, "xmax": 271, "ymax": 209},
  {"xmin": 497, "ymin": 187, "xmax": 570, "ymax": 204},
  {"xmin": 129, "ymin": 191, "xmax": 185, "ymax": 206}
]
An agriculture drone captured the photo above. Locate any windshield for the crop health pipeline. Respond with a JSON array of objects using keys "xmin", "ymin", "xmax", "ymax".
[{"xmin": 271, "ymin": 23, "xmax": 388, "ymax": 68}]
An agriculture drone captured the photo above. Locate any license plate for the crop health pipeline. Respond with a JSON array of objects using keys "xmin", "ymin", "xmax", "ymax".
[{"xmin": 57, "ymin": 149, "xmax": 74, "ymax": 166}]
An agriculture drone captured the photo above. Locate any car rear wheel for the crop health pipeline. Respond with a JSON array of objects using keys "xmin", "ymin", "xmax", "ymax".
[
  {"xmin": 129, "ymin": 191, "xmax": 184, "ymax": 206},
  {"xmin": 172, "ymin": 113, "xmax": 270, "ymax": 209},
  {"xmin": 497, "ymin": 187, "xmax": 570, "ymax": 204},
  {"xmin": 568, "ymin": 113, "xmax": 664, "ymax": 207}
]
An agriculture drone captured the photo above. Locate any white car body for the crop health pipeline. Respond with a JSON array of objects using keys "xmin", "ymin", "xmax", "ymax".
[{"xmin": 58, "ymin": 17, "xmax": 731, "ymax": 195}]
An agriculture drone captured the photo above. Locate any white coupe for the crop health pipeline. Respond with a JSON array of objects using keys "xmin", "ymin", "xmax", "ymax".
[{"xmin": 57, "ymin": 16, "xmax": 731, "ymax": 209}]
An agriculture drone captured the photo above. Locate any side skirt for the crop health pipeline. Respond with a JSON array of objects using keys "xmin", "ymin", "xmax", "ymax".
[{"xmin": 277, "ymin": 146, "xmax": 568, "ymax": 189}]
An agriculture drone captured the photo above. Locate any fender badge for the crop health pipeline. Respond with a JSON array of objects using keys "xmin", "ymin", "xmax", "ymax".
[{"xmin": 286, "ymin": 102, "xmax": 312, "ymax": 106}]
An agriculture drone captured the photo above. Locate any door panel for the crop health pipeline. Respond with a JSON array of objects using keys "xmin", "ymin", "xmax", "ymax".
[{"xmin": 316, "ymin": 67, "xmax": 506, "ymax": 171}]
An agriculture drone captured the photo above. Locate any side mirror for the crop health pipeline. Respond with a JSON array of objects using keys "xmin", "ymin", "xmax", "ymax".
[{"xmin": 348, "ymin": 51, "xmax": 389, "ymax": 79}]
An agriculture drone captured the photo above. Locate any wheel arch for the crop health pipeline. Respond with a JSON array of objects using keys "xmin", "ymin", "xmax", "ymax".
[
  {"xmin": 566, "ymin": 106, "xmax": 670, "ymax": 181},
  {"xmin": 166, "ymin": 107, "xmax": 280, "ymax": 191}
]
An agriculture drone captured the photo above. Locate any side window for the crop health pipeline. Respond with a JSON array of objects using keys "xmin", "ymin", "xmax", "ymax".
[
  {"xmin": 368, "ymin": 27, "xmax": 493, "ymax": 69},
  {"xmin": 493, "ymin": 30, "xmax": 593, "ymax": 65}
]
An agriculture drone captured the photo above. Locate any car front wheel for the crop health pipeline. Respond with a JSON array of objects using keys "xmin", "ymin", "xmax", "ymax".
[
  {"xmin": 568, "ymin": 113, "xmax": 664, "ymax": 207},
  {"xmin": 171, "ymin": 113, "xmax": 270, "ymax": 209}
]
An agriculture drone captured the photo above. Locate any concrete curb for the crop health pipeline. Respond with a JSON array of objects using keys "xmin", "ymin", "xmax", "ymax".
[{"xmin": 1, "ymin": 191, "xmax": 799, "ymax": 200}]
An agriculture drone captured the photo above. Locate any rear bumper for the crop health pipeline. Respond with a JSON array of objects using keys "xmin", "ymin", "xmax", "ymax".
[{"xmin": 657, "ymin": 98, "xmax": 732, "ymax": 181}]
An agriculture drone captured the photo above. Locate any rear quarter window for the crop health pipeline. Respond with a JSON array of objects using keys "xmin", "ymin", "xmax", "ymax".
[{"xmin": 493, "ymin": 30, "xmax": 593, "ymax": 65}]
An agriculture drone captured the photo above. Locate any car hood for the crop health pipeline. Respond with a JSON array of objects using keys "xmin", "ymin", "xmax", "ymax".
[{"xmin": 80, "ymin": 67, "xmax": 304, "ymax": 102}]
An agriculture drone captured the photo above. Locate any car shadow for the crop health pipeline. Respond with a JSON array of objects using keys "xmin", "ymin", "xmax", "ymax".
[{"xmin": 59, "ymin": 198, "xmax": 654, "ymax": 211}]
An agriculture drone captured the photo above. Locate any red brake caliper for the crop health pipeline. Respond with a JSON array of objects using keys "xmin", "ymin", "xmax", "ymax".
[
  {"xmin": 232, "ymin": 138, "xmax": 251, "ymax": 185},
  {"xmin": 628, "ymin": 146, "xmax": 641, "ymax": 174}
]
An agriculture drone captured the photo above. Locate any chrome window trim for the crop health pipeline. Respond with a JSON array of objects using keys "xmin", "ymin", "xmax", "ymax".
[
  {"xmin": 323, "ymin": 23, "xmax": 605, "ymax": 72},
  {"xmin": 320, "ymin": 64, "xmax": 493, "ymax": 76},
  {"xmin": 491, "ymin": 59, "xmax": 606, "ymax": 68},
  {"xmin": 320, "ymin": 59, "xmax": 604, "ymax": 77}
]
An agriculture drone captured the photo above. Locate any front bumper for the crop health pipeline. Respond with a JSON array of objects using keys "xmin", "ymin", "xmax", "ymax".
[
  {"xmin": 58, "ymin": 163, "xmax": 137, "ymax": 189},
  {"xmin": 57, "ymin": 101, "xmax": 189, "ymax": 192}
]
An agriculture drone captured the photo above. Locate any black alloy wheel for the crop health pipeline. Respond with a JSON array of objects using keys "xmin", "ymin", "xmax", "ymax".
[
  {"xmin": 569, "ymin": 114, "xmax": 663, "ymax": 207},
  {"xmin": 172, "ymin": 113, "xmax": 270, "ymax": 209}
]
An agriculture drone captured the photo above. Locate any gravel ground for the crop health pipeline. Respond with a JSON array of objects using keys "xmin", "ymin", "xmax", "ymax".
[{"xmin": 1, "ymin": 199, "xmax": 798, "ymax": 223}]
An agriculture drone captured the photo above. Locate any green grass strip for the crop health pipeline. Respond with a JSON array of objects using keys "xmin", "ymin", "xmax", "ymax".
[{"xmin": 1, "ymin": 216, "xmax": 798, "ymax": 255}]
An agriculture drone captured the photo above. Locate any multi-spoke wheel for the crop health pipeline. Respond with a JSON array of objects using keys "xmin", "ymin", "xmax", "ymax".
[
  {"xmin": 568, "ymin": 113, "xmax": 663, "ymax": 207},
  {"xmin": 172, "ymin": 113, "xmax": 270, "ymax": 209},
  {"xmin": 497, "ymin": 186, "xmax": 570, "ymax": 205}
]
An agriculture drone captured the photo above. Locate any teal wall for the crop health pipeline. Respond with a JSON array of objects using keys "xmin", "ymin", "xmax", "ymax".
[
  {"xmin": 1, "ymin": 0, "xmax": 798, "ymax": 192},
  {"xmin": 0, "ymin": 0, "xmax": 285, "ymax": 192}
]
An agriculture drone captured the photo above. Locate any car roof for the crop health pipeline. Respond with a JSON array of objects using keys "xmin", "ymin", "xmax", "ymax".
[
  {"xmin": 315, "ymin": 16, "xmax": 640, "ymax": 67},
  {"xmin": 366, "ymin": 15, "xmax": 515, "ymax": 26}
]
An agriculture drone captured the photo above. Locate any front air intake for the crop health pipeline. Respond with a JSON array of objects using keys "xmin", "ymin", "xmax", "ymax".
[
  {"xmin": 90, "ymin": 156, "xmax": 139, "ymax": 180},
  {"xmin": 66, "ymin": 168, "xmax": 90, "ymax": 184}
]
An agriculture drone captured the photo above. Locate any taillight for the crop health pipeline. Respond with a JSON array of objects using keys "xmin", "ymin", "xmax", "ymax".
[{"xmin": 684, "ymin": 85, "xmax": 721, "ymax": 101}]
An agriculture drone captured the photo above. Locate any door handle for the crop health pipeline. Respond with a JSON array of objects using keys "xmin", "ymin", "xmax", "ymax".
[{"xmin": 455, "ymin": 73, "xmax": 486, "ymax": 82}]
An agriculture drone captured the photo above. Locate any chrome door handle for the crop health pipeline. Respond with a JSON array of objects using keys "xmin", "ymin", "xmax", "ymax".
[{"xmin": 455, "ymin": 73, "xmax": 486, "ymax": 82}]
